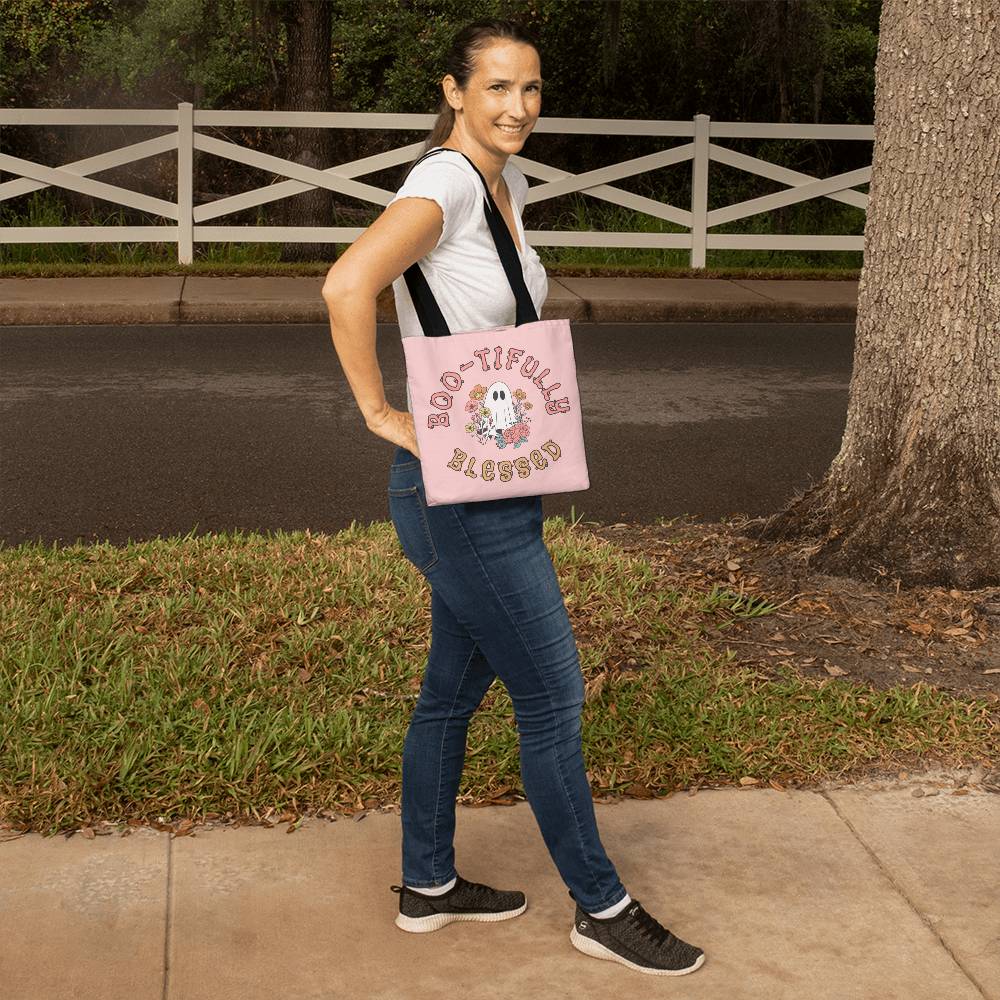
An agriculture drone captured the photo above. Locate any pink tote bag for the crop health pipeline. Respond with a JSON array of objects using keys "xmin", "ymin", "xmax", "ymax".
[{"xmin": 399, "ymin": 148, "xmax": 590, "ymax": 506}]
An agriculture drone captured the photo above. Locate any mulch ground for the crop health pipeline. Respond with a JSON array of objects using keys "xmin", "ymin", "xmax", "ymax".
[{"xmin": 582, "ymin": 515, "xmax": 1000, "ymax": 705}]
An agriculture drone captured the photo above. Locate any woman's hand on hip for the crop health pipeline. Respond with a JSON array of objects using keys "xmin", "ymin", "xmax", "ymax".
[{"xmin": 366, "ymin": 404, "xmax": 421, "ymax": 459}]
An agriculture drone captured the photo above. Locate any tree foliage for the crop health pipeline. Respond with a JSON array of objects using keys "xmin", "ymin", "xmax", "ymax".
[
  {"xmin": 1, "ymin": 0, "xmax": 879, "ymax": 124},
  {"xmin": 0, "ymin": 1, "xmax": 881, "ymax": 258}
]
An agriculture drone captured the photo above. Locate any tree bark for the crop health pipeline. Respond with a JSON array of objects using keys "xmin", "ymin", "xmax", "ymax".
[
  {"xmin": 601, "ymin": 1, "xmax": 623, "ymax": 91},
  {"xmin": 745, "ymin": 0, "xmax": 1000, "ymax": 589},
  {"xmin": 276, "ymin": 0, "xmax": 339, "ymax": 263}
]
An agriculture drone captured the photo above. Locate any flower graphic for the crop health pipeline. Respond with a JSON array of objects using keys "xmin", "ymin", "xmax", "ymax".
[{"xmin": 464, "ymin": 383, "xmax": 533, "ymax": 448}]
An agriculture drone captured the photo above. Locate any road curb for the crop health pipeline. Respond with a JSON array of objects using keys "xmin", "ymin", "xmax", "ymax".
[
  {"xmin": 0, "ymin": 300, "xmax": 858, "ymax": 326},
  {"xmin": 0, "ymin": 276, "xmax": 859, "ymax": 326}
]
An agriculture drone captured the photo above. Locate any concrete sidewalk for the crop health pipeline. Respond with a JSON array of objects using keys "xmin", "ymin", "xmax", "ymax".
[
  {"xmin": 0, "ymin": 274, "xmax": 859, "ymax": 325},
  {"xmin": 1, "ymin": 770, "xmax": 997, "ymax": 1000}
]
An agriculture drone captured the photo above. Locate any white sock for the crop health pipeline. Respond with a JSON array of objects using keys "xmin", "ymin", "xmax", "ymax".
[
  {"xmin": 406, "ymin": 875, "xmax": 457, "ymax": 896},
  {"xmin": 588, "ymin": 891, "xmax": 632, "ymax": 919}
]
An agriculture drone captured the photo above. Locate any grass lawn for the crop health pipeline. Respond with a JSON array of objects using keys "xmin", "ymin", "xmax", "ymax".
[{"xmin": 1, "ymin": 514, "xmax": 995, "ymax": 838}]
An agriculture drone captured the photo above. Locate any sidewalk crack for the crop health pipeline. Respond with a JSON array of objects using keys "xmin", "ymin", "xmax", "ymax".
[
  {"xmin": 162, "ymin": 832, "xmax": 173, "ymax": 1000},
  {"xmin": 820, "ymin": 790, "xmax": 990, "ymax": 999},
  {"xmin": 177, "ymin": 274, "xmax": 187, "ymax": 325},
  {"xmin": 728, "ymin": 279, "xmax": 780, "ymax": 302}
]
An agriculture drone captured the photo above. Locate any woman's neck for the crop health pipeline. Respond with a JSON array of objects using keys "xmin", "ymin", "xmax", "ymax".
[{"xmin": 437, "ymin": 141, "xmax": 507, "ymax": 197}]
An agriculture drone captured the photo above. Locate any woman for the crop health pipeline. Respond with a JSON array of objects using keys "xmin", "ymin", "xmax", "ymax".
[{"xmin": 322, "ymin": 17, "xmax": 705, "ymax": 978}]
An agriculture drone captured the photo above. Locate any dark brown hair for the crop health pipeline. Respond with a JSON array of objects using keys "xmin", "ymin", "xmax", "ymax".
[{"xmin": 410, "ymin": 18, "xmax": 540, "ymax": 168}]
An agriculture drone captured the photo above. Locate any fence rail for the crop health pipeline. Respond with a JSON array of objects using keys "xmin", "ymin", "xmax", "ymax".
[{"xmin": 0, "ymin": 105, "xmax": 873, "ymax": 267}]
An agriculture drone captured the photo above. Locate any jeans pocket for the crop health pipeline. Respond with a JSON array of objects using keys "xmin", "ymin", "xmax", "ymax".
[{"xmin": 388, "ymin": 484, "xmax": 439, "ymax": 573}]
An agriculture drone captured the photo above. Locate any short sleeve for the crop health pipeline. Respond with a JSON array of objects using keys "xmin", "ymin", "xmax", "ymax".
[
  {"xmin": 505, "ymin": 164, "xmax": 530, "ymax": 213},
  {"xmin": 388, "ymin": 157, "xmax": 481, "ymax": 251}
]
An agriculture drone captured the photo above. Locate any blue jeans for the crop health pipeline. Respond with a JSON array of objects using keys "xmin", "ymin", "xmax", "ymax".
[{"xmin": 387, "ymin": 445, "xmax": 627, "ymax": 913}]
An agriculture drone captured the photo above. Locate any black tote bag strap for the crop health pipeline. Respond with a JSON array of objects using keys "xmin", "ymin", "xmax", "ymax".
[
  {"xmin": 456, "ymin": 150, "xmax": 539, "ymax": 328},
  {"xmin": 399, "ymin": 147, "xmax": 539, "ymax": 338}
]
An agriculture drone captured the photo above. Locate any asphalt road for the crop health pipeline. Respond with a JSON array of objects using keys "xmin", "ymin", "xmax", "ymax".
[{"xmin": 0, "ymin": 321, "xmax": 854, "ymax": 548}]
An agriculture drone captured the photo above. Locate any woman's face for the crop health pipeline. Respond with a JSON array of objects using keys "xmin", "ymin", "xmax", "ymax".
[{"xmin": 444, "ymin": 40, "xmax": 543, "ymax": 156}]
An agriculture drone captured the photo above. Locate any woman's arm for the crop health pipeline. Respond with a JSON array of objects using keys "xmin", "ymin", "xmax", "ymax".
[
  {"xmin": 321, "ymin": 289, "xmax": 386, "ymax": 426},
  {"xmin": 321, "ymin": 196, "xmax": 445, "ymax": 452}
]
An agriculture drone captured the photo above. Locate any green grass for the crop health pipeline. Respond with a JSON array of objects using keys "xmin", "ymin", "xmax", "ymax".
[
  {"xmin": 0, "ymin": 185, "xmax": 863, "ymax": 278},
  {"xmin": 1, "ymin": 516, "xmax": 994, "ymax": 837},
  {"xmin": 0, "ymin": 259, "xmax": 859, "ymax": 281}
]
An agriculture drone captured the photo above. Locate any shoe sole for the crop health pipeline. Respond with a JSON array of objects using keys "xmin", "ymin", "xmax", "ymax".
[
  {"xmin": 395, "ymin": 900, "xmax": 527, "ymax": 933},
  {"xmin": 570, "ymin": 925, "xmax": 706, "ymax": 975}
]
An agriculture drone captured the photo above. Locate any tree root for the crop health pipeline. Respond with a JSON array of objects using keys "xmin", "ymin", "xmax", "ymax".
[{"xmin": 743, "ymin": 473, "xmax": 1000, "ymax": 590}]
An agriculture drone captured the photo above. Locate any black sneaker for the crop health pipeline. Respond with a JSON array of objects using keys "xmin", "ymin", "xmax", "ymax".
[
  {"xmin": 568, "ymin": 891, "xmax": 706, "ymax": 975},
  {"xmin": 390, "ymin": 874, "xmax": 527, "ymax": 933}
]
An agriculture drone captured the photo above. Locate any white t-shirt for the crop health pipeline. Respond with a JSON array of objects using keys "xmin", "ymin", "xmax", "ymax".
[{"xmin": 386, "ymin": 147, "xmax": 549, "ymax": 414}]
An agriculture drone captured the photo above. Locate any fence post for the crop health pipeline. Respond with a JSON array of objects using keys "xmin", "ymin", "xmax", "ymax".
[
  {"xmin": 177, "ymin": 102, "xmax": 194, "ymax": 265},
  {"xmin": 690, "ymin": 113, "xmax": 710, "ymax": 269}
]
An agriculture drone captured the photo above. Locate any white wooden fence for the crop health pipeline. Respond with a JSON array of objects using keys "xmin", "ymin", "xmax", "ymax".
[{"xmin": 0, "ymin": 104, "xmax": 873, "ymax": 267}]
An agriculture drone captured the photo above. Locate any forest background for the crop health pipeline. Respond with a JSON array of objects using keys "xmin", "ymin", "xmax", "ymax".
[{"xmin": 0, "ymin": 0, "xmax": 881, "ymax": 271}]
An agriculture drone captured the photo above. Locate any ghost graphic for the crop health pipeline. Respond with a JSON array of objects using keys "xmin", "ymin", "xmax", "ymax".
[{"xmin": 484, "ymin": 380, "xmax": 518, "ymax": 432}]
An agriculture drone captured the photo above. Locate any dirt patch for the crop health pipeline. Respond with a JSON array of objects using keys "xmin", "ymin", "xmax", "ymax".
[{"xmin": 581, "ymin": 514, "xmax": 1000, "ymax": 704}]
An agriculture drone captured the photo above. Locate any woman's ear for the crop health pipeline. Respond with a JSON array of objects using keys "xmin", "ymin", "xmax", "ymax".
[{"xmin": 442, "ymin": 74, "xmax": 462, "ymax": 112}]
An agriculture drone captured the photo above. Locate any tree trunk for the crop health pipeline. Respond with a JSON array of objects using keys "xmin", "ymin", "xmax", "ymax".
[
  {"xmin": 772, "ymin": 0, "xmax": 793, "ymax": 235},
  {"xmin": 744, "ymin": 0, "xmax": 1000, "ymax": 589},
  {"xmin": 601, "ymin": 1, "xmax": 623, "ymax": 91},
  {"xmin": 276, "ymin": 0, "xmax": 339, "ymax": 263}
]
